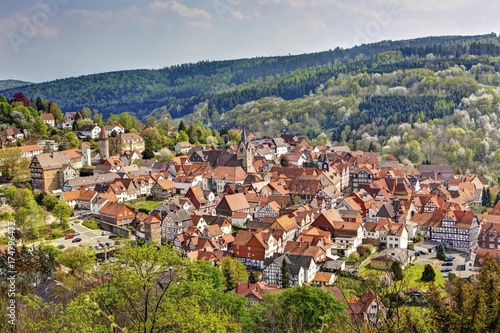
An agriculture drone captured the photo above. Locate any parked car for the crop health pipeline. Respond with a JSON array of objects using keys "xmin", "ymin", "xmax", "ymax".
[
  {"xmin": 73, "ymin": 231, "xmax": 81, "ymax": 236},
  {"xmin": 105, "ymin": 242, "xmax": 113, "ymax": 247},
  {"xmin": 441, "ymin": 268, "xmax": 452, "ymax": 272},
  {"xmin": 65, "ymin": 234, "xmax": 74, "ymax": 239},
  {"xmin": 419, "ymin": 251, "xmax": 427, "ymax": 255},
  {"xmin": 57, "ymin": 244, "xmax": 65, "ymax": 249},
  {"xmin": 109, "ymin": 234, "xmax": 118, "ymax": 239},
  {"xmin": 442, "ymin": 262, "xmax": 453, "ymax": 266},
  {"xmin": 72, "ymin": 237, "xmax": 82, "ymax": 243},
  {"xmin": 102, "ymin": 231, "xmax": 110, "ymax": 236},
  {"xmin": 414, "ymin": 252, "xmax": 420, "ymax": 257},
  {"xmin": 444, "ymin": 256, "xmax": 455, "ymax": 262}
]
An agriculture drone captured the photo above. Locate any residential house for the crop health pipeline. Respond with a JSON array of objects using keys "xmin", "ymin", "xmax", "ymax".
[
  {"xmin": 96, "ymin": 202, "xmax": 136, "ymax": 226},
  {"xmin": 216, "ymin": 193, "xmax": 251, "ymax": 227},
  {"xmin": 262, "ymin": 253, "xmax": 317, "ymax": 287},
  {"xmin": 428, "ymin": 210, "xmax": 479, "ymax": 251},
  {"xmin": 150, "ymin": 179, "xmax": 176, "ymax": 201},
  {"xmin": 30, "ymin": 151, "xmax": 81, "ymax": 192},
  {"xmin": 1, "ymin": 128, "xmax": 25, "ymax": 143},
  {"xmin": 161, "ymin": 209, "xmax": 192, "ymax": 242},
  {"xmin": 174, "ymin": 141, "xmax": 193, "ymax": 154},
  {"xmin": 256, "ymin": 201, "xmax": 281, "ymax": 220},
  {"xmin": 418, "ymin": 164, "xmax": 454, "ymax": 180},
  {"xmin": 105, "ymin": 123, "xmax": 125, "ymax": 137},
  {"xmin": 120, "ymin": 133, "xmax": 145, "ymax": 153},
  {"xmin": 272, "ymin": 138, "xmax": 289, "ymax": 156},
  {"xmin": 312, "ymin": 272, "xmax": 336, "ymax": 286},
  {"xmin": 202, "ymin": 215, "xmax": 232, "ymax": 235},
  {"xmin": 232, "ymin": 230, "xmax": 278, "ymax": 269},
  {"xmin": 59, "ymin": 111, "xmax": 79, "ymax": 129},
  {"xmin": 370, "ymin": 248, "xmax": 415, "ymax": 270},
  {"xmin": 350, "ymin": 165, "xmax": 377, "ymax": 191},
  {"xmin": 60, "ymin": 187, "xmax": 98, "ymax": 211},
  {"xmin": 348, "ymin": 289, "xmax": 386, "ymax": 325},
  {"xmin": 18, "ymin": 145, "xmax": 44, "ymax": 159},
  {"xmin": 203, "ymin": 166, "xmax": 247, "ymax": 194},
  {"xmin": 77, "ymin": 124, "xmax": 101, "ymax": 140},
  {"xmin": 41, "ymin": 113, "xmax": 55, "ymax": 127},
  {"xmin": 235, "ymin": 282, "xmax": 280, "ymax": 306},
  {"xmin": 269, "ymin": 215, "xmax": 299, "ymax": 243}
]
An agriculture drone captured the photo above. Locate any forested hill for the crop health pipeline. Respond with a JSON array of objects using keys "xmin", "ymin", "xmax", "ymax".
[
  {"xmin": 1, "ymin": 33, "xmax": 499, "ymax": 120},
  {"xmin": 0, "ymin": 80, "xmax": 32, "ymax": 91}
]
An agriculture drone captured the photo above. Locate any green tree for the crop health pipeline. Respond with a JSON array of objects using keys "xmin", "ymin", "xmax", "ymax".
[
  {"xmin": 245, "ymin": 286, "xmax": 347, "ymax": 333},
  {"xmin": 178, "ymin": 120, "xmax": 187, "ymax": 132},
  {"xmin": 58, "ymin": 246, "xmax": 95, "ymax": 275},
  {"xmin": 65, "ymin": 132, "xmax": 80, "ymax": 148},
  {"xmin": 494, "ymin": 191, "xmax": 500, "ymax": 207},
  {"xmin": 280, "ymin": 155, "xmax": 289, "ymax": 167},
  {"xmin": 0, "ymin": 148, "xmax": 30, "ymax": 182},
  {"xmin": 220, "ymin": 256, "xmax": 248, "ymax": 292},
  {"xmin": 32, "ymin": 116, "xmax": 48, "ymax": 137},
  {"xmin": 41, "ymin": 194, "xmax": 59, "ymax": 211},
  {"xmin": 176, "ymin": 130, "xmax": 189, "ymax": 143},
  {"xmin": 80, "ymin": 107, "xmax": 92, "ymax": 119},
  {"xmin": 391, "ymin": 261, "xmax": 404, "ymax": 281},
  {"xmin": 482, "ymin": 187, "xmax": 492, "ymax": 207},
  {"xmin": 280, "ymin": 258, "xmax": 291, "ymax": 288},
  {"xmin": 52, "ymin": 201, "xmax": 72, "ymax": 229},
  {"xmin": 142, "ymin": 149, "xmax": 155, "ymax": 160},
  {"xmin": 437, "ymin": 243, "xmax": 446, "ymax": 261},
  {"xmin": 48, "ymin": 102, "xmax": 63, "ymax": 124},
  {"xmin": 421, "ymin": 264, "xmax": 436, "ymax": 282},
  {"xmin": 11, "ymin": 188, "xmax": 35, "ymax": 208}
]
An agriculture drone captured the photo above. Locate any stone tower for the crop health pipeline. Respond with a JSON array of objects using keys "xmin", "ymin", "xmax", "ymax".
[
  {"xmin": 236, "ymin": 128, "xmax": 255, "ymax": 173},
  {"xmin": 99, "ymin": 124, "xmax": 109, "ymax": 160}
]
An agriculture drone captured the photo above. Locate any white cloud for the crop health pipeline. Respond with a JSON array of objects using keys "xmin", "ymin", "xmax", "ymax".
[
  {"xmin": 230, "ymin": 10, "xmax": 261, "ymax": 21},
  {"xmin": 168, "ymin": 1, "xmax": 211, "ymax": 20},
  {"xmin": 65, "ymin": 9, "xmax": 113, "ymax": 26}
]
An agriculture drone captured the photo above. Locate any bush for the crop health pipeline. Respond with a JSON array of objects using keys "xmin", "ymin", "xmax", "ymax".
[
  {"xmin": 347, "ymin": 252, "xmax": 360, "ymax": 263},
  {"xmin": 82, "ymin": 219, "xmax": 100, "ymax": 230},
  {"xmin": 51, "ymin": 231, "xmax": 63, "ymax": 239}
]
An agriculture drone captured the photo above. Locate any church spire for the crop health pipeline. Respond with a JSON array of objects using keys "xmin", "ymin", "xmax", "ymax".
[{"xmin": 241, "ymin": 128, "xmax": 247, "ymax": 145}]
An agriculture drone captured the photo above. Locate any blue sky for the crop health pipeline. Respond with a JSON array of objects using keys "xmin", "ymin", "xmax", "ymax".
[{"xmin": 0, "ymin": 0, "xmax": 499, "ymax": 82}]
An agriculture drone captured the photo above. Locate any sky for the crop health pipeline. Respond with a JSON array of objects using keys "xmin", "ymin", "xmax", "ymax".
[{"xmin": 0, "ymin": 0, "xmax": 499, "ymax": 83}]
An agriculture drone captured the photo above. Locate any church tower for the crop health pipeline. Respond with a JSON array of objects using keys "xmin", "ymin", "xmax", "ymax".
[
  {"xmin": 236, "ymin": 128, "xmax": 256, "ymax": 173},
  {"xmin": 99, "ymin": 124, "xmax": 109, "ymax": 160}
]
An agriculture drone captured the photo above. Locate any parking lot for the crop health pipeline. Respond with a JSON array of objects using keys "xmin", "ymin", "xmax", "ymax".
[
  {"xmin": 49, "ymin": 221, "xmax": 118, "ymax": 251},
  {"xmin": 414, "ymin": 249, "xmax": 467, "ymax": 274}
]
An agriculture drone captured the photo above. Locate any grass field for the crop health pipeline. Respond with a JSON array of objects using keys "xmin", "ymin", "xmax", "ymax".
[
  {"xmin": 359, "ymin": 263, "xmax": 445, "ymax": 290},
  {"xmin": 127, "ymin": 200, "xmax": 162, "ymax": 212}
]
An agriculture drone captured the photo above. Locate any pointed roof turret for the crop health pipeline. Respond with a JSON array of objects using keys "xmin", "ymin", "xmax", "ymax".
[
  {"xmin": 99, "ymin": 124, "xmax": 108, "ymax": 140},
  {"xmin": 241, "ymin": 128, "xmax": 247, "ymax": 145}
]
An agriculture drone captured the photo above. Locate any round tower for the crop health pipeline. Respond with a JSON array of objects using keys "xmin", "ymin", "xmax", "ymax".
[{"xmin": 99, "ymin": 124, "xmax": 109, "ymax": 159}]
